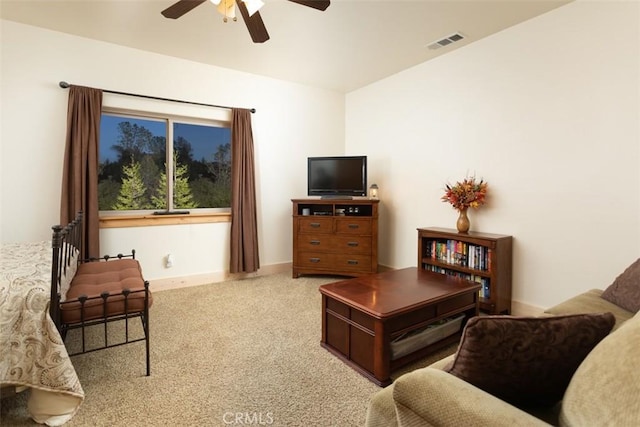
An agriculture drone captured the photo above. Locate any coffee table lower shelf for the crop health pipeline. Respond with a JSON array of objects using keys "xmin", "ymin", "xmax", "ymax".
[{"xmin": 321, "ymin": 330, "xmax": 463, "ymax": 386}]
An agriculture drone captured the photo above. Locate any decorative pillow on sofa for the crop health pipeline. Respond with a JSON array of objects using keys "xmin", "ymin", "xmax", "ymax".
[
  {"xmin": 601, "ymin": 258, "xmax": 640, "ymax": 313},
  {"xmin": 445, "ymin": 312, "xmax": 615, "ymax": 408}
]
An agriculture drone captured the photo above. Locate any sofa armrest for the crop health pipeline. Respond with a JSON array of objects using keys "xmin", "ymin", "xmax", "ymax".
[
  {"xmin": 392, "ymin": 368, "xmax": 551, "ymax": 427},
  {"xmin": 544, "ymin": 289, "xmax": 633, "ymax": 330},
  {"xmin": 365, "ymin": 385, "xmax": 398, "ymax": 427}
]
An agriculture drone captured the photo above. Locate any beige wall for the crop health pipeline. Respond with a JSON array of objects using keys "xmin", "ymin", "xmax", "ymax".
[
  {"xmin": 346, "ymin": 0, "xmax": 640, "ymax": 310},
  {"xmin": 0, "ymin": 20, "xmax": 345, "ymax": 281}
]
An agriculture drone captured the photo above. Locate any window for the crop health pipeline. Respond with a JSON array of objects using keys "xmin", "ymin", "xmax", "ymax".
[{"xmin": 98, "ymin": 111, "xmax": 231, "ymax": 214}]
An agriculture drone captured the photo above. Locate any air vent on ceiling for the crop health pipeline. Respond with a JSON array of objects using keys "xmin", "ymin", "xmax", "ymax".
[{"xmin": 427, "ymin": 32, "xmax": 465, "ymax": 50}]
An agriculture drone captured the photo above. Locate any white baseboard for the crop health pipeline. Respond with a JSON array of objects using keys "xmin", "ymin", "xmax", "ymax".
[{"xmin": 151, "ymin": 262, "xmax": 292, "ymax": 292}]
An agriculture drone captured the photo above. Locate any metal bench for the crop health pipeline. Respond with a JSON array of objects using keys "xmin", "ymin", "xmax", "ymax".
[{"xmin": 50, "ymin": 212, "xmax": 152, "ymax": 376}]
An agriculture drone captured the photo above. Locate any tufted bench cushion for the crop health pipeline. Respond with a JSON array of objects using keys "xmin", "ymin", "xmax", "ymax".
[{"xmin": 60, "ymin": 259, "xmax": 153, "ymax": 324}]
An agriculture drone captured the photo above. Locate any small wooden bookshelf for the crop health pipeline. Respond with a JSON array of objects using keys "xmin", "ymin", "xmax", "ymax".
[{"xmin": 417, "ymin": 227, "xmax": 513, "ymax": 314}]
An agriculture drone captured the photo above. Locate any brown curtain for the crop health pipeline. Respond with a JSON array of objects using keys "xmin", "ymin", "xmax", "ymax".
[
  {"xmin": 60, "ymin": 85, "xmax": 102, "ymax": 260},
  {"xmin": 229, "ymin": 108, "xmax": 260, "ymax": 273}
]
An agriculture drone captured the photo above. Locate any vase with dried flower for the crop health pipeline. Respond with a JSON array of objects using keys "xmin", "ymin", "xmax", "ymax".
[{"xmin": 442, "ymin": 176, "xmax": 488, "ymax": 233}]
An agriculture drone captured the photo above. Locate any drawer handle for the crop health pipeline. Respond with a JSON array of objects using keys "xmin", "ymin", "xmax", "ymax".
[
  {"xmin": 310, "ymin": 257, "xmax": 320, "ymax": 263},
  {"xmin": 347, "ymin": 242, "xmax": 358, "ymax": 247},
  {"xmin": 347, "ymin": 260, "xmax": 359, "ymax": 265},
  {"xmin": 348, "ymin": 224, "xmax": 359, "ymax": 229},
  {"xmin": 310, "ymin": 240, "xmax": 320, "ymax": 245},
  {"xmin": 310, "ymin": 223, "xmax": 321, "ymax": 228}
]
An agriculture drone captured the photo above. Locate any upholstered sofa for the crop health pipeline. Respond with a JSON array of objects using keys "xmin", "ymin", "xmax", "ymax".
[{"xmin": 365, "ymin": 259, "xmax": 640, "ymax": 427}]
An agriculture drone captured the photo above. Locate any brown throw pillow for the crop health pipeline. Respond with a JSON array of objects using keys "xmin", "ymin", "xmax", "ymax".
[
  {"xmin": 601, "ymin": 258, "xmax": 640, "ymax": 313},
  {"xmin": 446, "ymin": 312, "xmax": 615, "ymax": 408}
]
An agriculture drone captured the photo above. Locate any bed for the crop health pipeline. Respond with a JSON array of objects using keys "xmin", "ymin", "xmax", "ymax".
[{"xmin": 0, "ymin": 240, "xmax": 84, "ymax": 426}]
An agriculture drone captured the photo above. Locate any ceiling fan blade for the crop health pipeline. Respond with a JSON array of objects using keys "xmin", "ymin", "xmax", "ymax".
[
  {"xmin": 161, "ymin": 0, "xmax": 207, "ymax": 19},
  {"xmin": 287, "ymin": 0, "xmax": 330, "ymax": 11},
  {"xmin": 237, "ymin": 1, "xmax": 270, "ymax": 43}
]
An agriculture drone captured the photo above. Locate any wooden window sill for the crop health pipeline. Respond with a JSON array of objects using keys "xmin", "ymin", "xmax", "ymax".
[{"xmin": 99, "ymin": 212, "xmax": 231, "ymax": 228}]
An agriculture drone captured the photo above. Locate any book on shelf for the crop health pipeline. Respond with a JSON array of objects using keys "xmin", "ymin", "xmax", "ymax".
[{"xmin": 426, "ymin": 239, "xmax": 492, "ymax": 272}]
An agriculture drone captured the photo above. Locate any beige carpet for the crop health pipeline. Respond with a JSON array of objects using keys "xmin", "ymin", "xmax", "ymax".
[{"xmin": 1, "ymin": 272, "xmax": 457, "ymax": 426}]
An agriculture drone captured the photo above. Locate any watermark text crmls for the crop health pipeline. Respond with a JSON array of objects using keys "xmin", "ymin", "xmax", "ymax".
[{"xmin": 222, "ymin": 412, "xmax": 274, "ymax": 425}]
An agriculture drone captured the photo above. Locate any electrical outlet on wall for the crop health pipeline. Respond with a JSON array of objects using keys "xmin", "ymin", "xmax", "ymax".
[{"xmin": 166, "ymin": 253, "xmax": 174, "ymax": 268}]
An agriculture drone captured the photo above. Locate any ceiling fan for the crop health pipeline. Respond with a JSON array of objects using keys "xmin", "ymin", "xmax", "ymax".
[{"xmin": 161, "ymin": 0, "xmax": 331, "ymax": 44}]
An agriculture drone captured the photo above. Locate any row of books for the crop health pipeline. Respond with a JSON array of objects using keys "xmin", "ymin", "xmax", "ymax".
[
  {"xmin": 424, "ymin": 265, "xmax": 491, "ymax": 299},
  {"xmin": 424, "ymin": 239, "xmax": 492, "ymax": 272}
]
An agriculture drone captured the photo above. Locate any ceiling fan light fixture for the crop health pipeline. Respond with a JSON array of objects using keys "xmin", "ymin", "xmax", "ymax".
[
  {"xmin": 217, "ymin": 0, "xmax": 237, "ymax": 21},
  {"xmin": 243, "ymin": 0, "xmax": 265, "ymax": 16},
  {"xmin": 161, "ymin": 0, "xmax": 330, "ymax": 43}
]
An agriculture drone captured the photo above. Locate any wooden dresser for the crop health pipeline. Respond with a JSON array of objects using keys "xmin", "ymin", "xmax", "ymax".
[{"xmin": 292, "ymin": 199, "xmax": 379, "ymax": 278}]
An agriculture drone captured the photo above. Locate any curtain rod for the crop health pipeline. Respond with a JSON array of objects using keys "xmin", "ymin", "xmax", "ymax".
[{"xmin": 58, "ymin": 81, "xmax": 256, "ymax": 113}]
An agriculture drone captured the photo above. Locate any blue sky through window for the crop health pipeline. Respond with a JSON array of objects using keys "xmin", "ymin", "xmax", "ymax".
[
  {"xmin": 100, "ymin": 115, "xmax": 230, "ymax": 162},
  {"xmin": 100, "ymin": 115, "xmax": 165, "ymax": 162},
  {"xmin": 174, "ymin": 123, "xmax": 230, "ymax": 162}
]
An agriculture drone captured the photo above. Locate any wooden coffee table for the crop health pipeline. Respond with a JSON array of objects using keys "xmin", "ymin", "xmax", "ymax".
[{"xmin": 319, "ymin": 267, "xmax": 480, "ymax": 386}]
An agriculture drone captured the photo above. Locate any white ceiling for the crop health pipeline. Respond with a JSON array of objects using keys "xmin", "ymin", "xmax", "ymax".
[{"xmin": 0, "ymin": 0, "xmax": 572, "ymax": 92}]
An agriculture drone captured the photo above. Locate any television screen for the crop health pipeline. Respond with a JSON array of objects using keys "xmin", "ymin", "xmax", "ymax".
[{"xmin": 307, "ymin": 156, "xmax": 367, "ymax": 198}]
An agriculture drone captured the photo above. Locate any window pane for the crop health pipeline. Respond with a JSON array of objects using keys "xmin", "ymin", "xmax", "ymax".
[
  {"xmin": 99, "ymin": 114, "xmax": 166, "ymax": 211},
  {"xmin": 173, "ymin": 123, "xmax": 231, "ymax": 209}
]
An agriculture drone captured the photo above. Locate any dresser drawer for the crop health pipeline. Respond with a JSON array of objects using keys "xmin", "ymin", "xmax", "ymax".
[
  {"xmin": 333, "ymin": 235, "xmax": 372, "ymax": 255},
  {"xmin": 297, "ymin": 235, "xmax": 372, "ymax": 254},
  {"xmin": 335, "ymin": 218, "xmax": 372, "ymax": 235},
  {"xmin": 297, "ymin": 235, "xmax": 333, "ymax": 252},
  {"xmin": 298, "ymin": 252, "xmax": 372, "ymax": 272},
  {"xmin": 297, "ymin": 217, "xmax": 333, "ymax": 234},
  {"xmin": 332, "ymin": 253, "xmax": 372, "ymax": 272}
]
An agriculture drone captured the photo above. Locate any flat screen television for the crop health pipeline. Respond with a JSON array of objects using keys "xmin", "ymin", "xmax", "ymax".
[{"xmin": 307, "ymin": 155, "xmax": 367, "ymax": 199}]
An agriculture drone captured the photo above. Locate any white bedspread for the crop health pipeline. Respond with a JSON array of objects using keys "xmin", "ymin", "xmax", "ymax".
[{"xmin": 0, "ymin": 241, "xmax": 84, "ymax": 425}]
